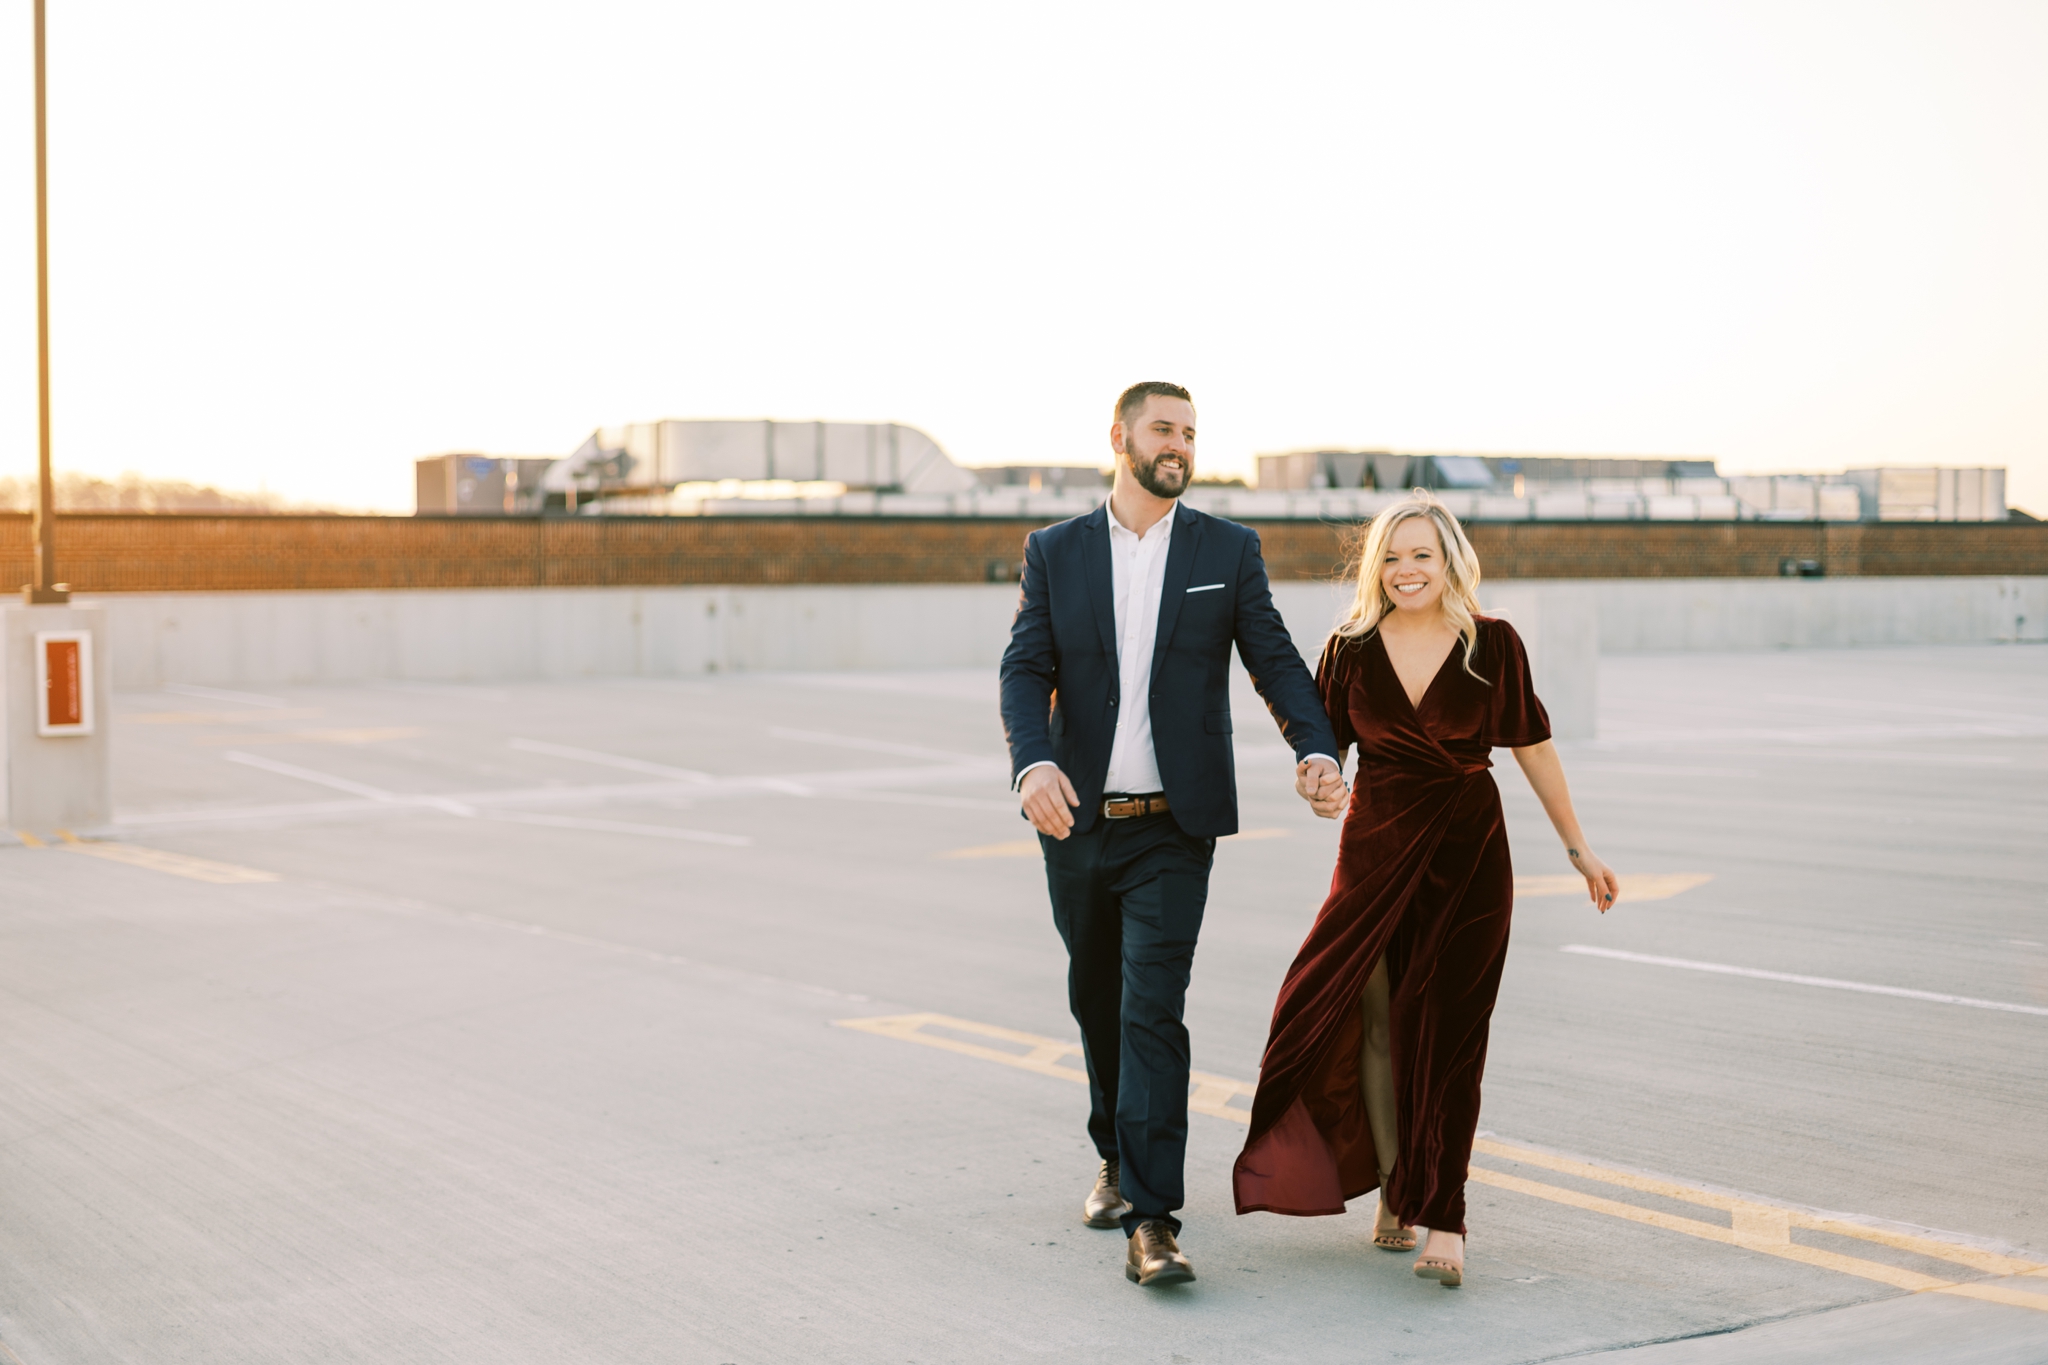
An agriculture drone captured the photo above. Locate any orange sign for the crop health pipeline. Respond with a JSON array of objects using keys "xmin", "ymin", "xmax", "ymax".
[
  {"xmin": 45, "ymin": 638, "xmax": 82, "ymax": 726},
  {"xmin": 34, "ymin": 630, "xmax": 94, "ymax": 736}
]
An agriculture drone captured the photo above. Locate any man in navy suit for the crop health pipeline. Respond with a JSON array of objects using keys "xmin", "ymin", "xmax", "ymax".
[{"xmin": 999, "ymin": 381, "xmax": 1345, "ymax": 1287}]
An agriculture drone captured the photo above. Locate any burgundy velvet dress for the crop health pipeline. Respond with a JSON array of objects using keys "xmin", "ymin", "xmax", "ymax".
[{"xmin": 1232, "ymin": 616, "xmax": 1549, "ymax": 1235}]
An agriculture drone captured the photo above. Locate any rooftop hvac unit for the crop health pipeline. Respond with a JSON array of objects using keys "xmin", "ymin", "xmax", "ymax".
[
  {"xmin": 566, "ymin": 420, "xmax": 975, "ymax": 495},
  {"xmin": 1843, "ymin": 467, "xmax": 2006, "ymax": 522},
  {"xmin": 1254, "ymin": 450, "xmax": 1386, "ymax": 490},
  {"xmin": 529, "ymin": 420, "xmax": 977, "ymax": 507},
  {"xmin": 1425, "ymin": 456, "xmax": 1496, "ymax": 489},
  {"xmin": 415, "ymin": 454, "xmax": 558, "ymax": 514}
]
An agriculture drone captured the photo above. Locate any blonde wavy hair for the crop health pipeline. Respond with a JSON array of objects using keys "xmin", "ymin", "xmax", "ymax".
[{"xmin": 1332, "ymin": 489, "xmax": 1488, "ymax": 679}]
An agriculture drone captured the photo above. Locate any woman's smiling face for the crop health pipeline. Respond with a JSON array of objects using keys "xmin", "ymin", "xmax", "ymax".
[{"xmin": 1381, "ymin": 516, "xmax": 1448, "ymax": 616}]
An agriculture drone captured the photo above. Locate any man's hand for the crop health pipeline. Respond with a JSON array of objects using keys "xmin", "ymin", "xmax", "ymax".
[
  {"xmin": 1020, "ymin": 764, "xmax": 1081, "ymax": 839},
  {"xmin": 1295, "ymin": 756, "xmax": 1348, "ymax": 819}
]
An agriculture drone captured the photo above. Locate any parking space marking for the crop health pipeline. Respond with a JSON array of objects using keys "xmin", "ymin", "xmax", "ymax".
[
  {"xmin": 54, "ymin": 835, "xmax": 279, "ymax": 884},
  {"xmin": 1468, "ymin": 1136, "xmax": 2041, "ymax": 1278},
  {"xmin": 162, "ymin": 683, "xmax": 290, "ymax": 708},
  {"xmin": 833, "ymin": 1013, "xmax": 1253, "ymax": 1122},
  {"xmin": 768, "ymin": 727, "xmax": 998, "ymax": 766},
  {"xmin": 822, "ymin": 791, "xmax": 1019, "ymax": 812},
  {"xmin": 197, "ymin": 728, "xmax": 425, "ymax": 747},
  {"xmin": 938, "ymin": 841, "xmax": 1039, "ymax": 859},
  {"xmin": 224, "ymin": 751, "xmax": 480, "ymax": 817},
  {"xmin": 207, "ymin": 738, "xmax": 1008, "ymax": 831},
  {"xmin": 126, "ymin": 709, "xmax": 326, "ymax": 725},
  {"xmin": 1561, "ymin": 945, "xmax": 2048, "ymax": 1016},
  {"xmin": 486, "ymin": 811, "xmax": 750, "ymax": 846},
  {"xmin": 837, "ymin": 1010, "xmax": 2048, "ymax": 1312},
  {"xmin": 508, "ymin": 738, "xmax": 711, "ymax": 782},
  {"xmin": 1518, "ymin": 873, "xmax": 1711, "ymax": 901},
  {"xmin": 1463, "ymin": 1165, "xmax": 2048, "ymax": 1310},
  {"xmin": 116, "ymin": 798, "xmax": 398, "ymax": 828}
]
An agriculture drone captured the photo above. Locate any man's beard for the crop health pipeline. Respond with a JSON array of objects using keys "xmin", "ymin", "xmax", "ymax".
[{"xmin": 1127, "ymin": 447, "xmax": 1191, "ymax": 499}]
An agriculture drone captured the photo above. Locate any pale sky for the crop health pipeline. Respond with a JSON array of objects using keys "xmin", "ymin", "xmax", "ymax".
[{"xmin": 1, "ymin": 1, "xmax": 2043, "ymax": 513}]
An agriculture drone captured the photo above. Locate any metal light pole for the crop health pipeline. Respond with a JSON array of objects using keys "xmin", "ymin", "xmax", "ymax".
[{"xmin": 24, "ymin": 0, "xmax": 66, "ymax": 604}]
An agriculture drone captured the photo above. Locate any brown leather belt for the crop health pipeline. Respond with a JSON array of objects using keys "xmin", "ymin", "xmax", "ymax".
[{"xmin": 1101, "ymin": 793, "xmax": 1170, "ymax": 820}]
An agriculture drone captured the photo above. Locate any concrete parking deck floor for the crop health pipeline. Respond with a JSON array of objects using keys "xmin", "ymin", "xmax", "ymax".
[{"xmin": 2, "ymin": 645, "xmax": 2045, "ymax": 1364}]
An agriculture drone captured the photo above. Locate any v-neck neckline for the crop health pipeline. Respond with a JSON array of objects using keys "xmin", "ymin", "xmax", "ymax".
[{"xmin": 1375, "ymin": 629, "xmax": 1460, "ymax": 719}]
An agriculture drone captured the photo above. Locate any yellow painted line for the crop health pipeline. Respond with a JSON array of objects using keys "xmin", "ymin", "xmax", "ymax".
[
  {"xmin": 55, "ymin": 834, "xmax": 280, "ymax": 884},
  {"xmin": 937, "ymin": 840, "xmax": 1040, "ymax": 859},
  {"xmin": 831, "ymin": 1013, "xmax": 1254, "ymax": 1122},
  {"xmin": 1471, "ymin": 1137, "xmax": 2043, "ymax": 1277},
  {"xmin": 1939, "ymin": 1280, "xmax": 2048, "ymax": 1311},
  {"xmin": 1465, "ymin": 1167, "xmax": 1948, "ymax": 1290},
  {"xmin": 1517, "ymin": 873, "xmax": 1712, "ymax": 902},
  {"xmin": 837, "ymin": 1010, "xmax": 2047, "ymax": 1312},
  {"xmin": 12, "ymin": 830, "xmax": 48, "ymax": 848},
  {"xmin": 1470, "ymin": 1168, "xmax": 2048, "ymax": 1311}
]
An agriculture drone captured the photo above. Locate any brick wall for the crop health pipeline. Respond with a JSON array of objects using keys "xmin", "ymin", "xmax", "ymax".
[{"xmin": 1, "ymin": 512, "xmax": 2042, "ymax": 592}]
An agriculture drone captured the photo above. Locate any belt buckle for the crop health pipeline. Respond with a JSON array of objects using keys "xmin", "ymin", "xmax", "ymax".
[{"xmin": 1102, "ymin": 796, "xmax": 1138, "ymax": 819}]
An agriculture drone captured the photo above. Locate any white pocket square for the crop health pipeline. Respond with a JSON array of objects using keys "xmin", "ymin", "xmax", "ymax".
[{"xmin": 1187, "ymin": 583, "xmax": 1226, "ymax": 594}]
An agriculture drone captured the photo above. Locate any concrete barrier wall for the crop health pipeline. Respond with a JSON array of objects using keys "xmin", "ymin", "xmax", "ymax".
[
  {"xmin": 1591, "ymin": 575, "xmax": 2046, "ymax": 652},
  {"xmin": 84, "ymin": 580, "xmax": 1606, "ymax": 738},
  {"xmin": 78, "ymin": 576, "xmax": 2045, "ymax": 741},
  {"xmin": 88, "ymin": 585, "xmax": 1024, "ymax": 687}
]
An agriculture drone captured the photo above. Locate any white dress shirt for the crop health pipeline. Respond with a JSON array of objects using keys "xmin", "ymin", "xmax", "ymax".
[{"xmin": 1101, "ymin": 499, "xmax": 1174, "ymax": 794}]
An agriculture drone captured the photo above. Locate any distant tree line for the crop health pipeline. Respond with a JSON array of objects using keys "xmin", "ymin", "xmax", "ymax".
[{"xmin": 0, "ymin": 471, "xmax": 331, "ymax": 513}]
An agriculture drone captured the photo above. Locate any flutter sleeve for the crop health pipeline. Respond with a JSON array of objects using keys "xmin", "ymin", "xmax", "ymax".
[
  {"xmin": 1482, "ymin": 618, "xmax": 1552, "ymax": 748},
  {"xmin": 1314, "ymin": 633, "xmax": 1359, "ymax": 760}
]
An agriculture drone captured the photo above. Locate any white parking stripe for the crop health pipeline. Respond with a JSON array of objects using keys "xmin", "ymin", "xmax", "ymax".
[
  {"xmin": 223, "ymin": 751, "xmax": 479, "ymax": 818},
  {"xmin": 767, "ymin": 726, "xmax": 999, "ymax": 765},
  {"xmin": 162, "ymin": 683, "xmax": 290, "ymax": 708},
  {"xmin": 508, "ymin": 738, "xmax": 711, "ymax": 782},
  {"xmin": 486, "ymin": 812, "xmax": 749, "ymax": 846},
  {"xmin": 1561, "ymin": 945, "xmax": 2048, "ymax": 1016},
  {"xmin": 158, "ymin": 747, "xmax": 1004, "ymax": 836},
  {"xmin": 118, "ymin": 798, "xmax": 394, "ymax": 826}
]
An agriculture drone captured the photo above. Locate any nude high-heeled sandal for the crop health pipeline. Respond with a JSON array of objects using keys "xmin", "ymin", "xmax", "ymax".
[
  {"xmin": 1372, "ymin": 1170, "xmax": 1416, "ymax": 1251},
  {"xmin": 1412, "ymin": 1236, "xmax": 1464, "ymax": 1287}
]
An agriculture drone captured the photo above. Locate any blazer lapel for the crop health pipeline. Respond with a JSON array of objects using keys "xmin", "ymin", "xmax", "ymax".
[
  {"xmin": 1149, "ymin": 502, "xmax": 1202, "ymax": 686},
  {"xmin": 1079, "ymin": 504, "xmax": 1119, "ymax": 677}
]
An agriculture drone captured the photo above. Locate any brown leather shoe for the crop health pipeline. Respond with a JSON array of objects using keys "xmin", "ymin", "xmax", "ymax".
[
  {"xmin": 1124, "ymin": 1220, "xmax": 1195, "ymax": 1286},
  {"xmin": 1083, "ymin": 1159, "xmax": 1129, "ymax": 1229}
]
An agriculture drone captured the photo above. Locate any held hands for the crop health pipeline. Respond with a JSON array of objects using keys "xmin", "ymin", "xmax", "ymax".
[
  {"xmin": 1020, "ymin": 764, "xmax": 1081, "ymax": 839},
  {"xmin": 1568, "ymin": 846, "xmax": 1621, "ymax": 913},
  {"xmin": 1295, "ymin": 757, "xmax": 1348, "ymax": 819}
]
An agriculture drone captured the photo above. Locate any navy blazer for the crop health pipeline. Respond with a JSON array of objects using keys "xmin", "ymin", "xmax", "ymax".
[{"xmin": 999, "ymin": 501, "xmax": 1338, "ymax": 838}]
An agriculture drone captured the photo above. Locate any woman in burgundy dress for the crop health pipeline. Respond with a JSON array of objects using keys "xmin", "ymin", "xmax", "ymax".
[{"xmin": 1233, "ymin": 490, "xmax": 1619, "ymax": 1288}]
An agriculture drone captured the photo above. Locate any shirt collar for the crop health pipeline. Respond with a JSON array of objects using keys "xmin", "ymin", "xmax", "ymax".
[{"xmin": 1105, "ymin": 497, "xmax": 1174, "ymax": 544}]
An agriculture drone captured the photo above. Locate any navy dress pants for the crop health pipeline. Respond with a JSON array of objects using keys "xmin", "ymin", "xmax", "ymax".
[{"xmin": 1042, "ymin": 809, "xmax": 1215, "ymax": 1236}]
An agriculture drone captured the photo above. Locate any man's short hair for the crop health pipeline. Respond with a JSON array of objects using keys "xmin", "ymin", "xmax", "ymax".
[{"xmin": 1116, "ymin": 381, "xmax": 1194, "ymax": 429}]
